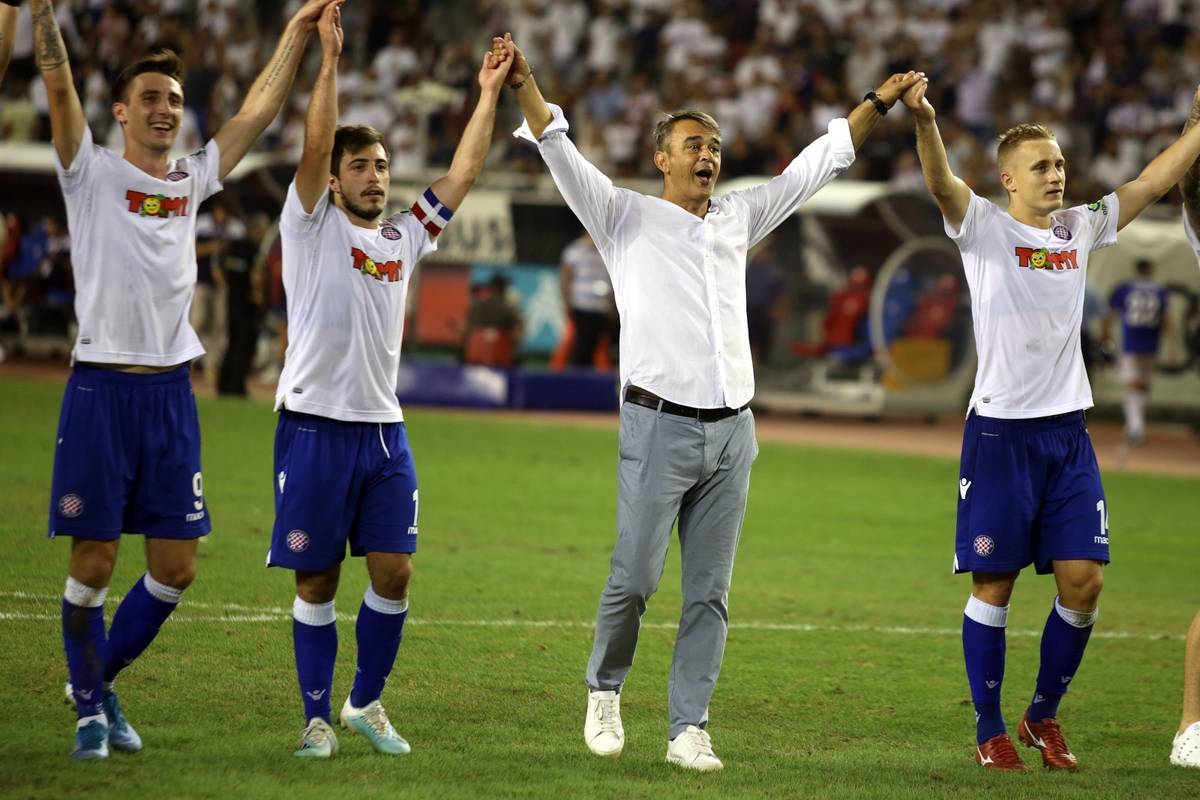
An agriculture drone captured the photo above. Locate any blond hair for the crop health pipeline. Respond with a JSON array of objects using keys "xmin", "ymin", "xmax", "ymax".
[{"xmin": 997, "ymin": 123, "xmax": 1057, "ymax": 168}]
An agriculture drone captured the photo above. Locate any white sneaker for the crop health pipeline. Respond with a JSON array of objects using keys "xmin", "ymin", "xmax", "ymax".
[
  {"xmin": 294, "ymin": 717, "xmax": 338, "ymax": 758},
  {"xmin": 1171, "ymin": 721, "xmax": 1200, "ymax": 768},
  {"xmin": 340, "ymin": 697, "xmax": 411, "ymax": 755},
  {"xmin": 584, "ymin": 690, "xmax": 624, "ymax": 756},
  {"xmin": 666, "ymin": 725, "xmax": 723, "ymax": 772}
]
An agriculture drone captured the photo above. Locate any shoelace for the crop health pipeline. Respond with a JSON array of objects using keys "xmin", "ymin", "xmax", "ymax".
[
  {"xmin": 302, "ymin": 721, "xmax": 332, "ymax": 746},
  {"xmin": 362, "ymin": 703, "xmax": 396, "ymax": 738},
  {"xmin": 1036, "ymin": 720, "xmax": 1072, "ymax": 757},
  {"xmin": 682, "ymin": 728, "xmax": 714, "ymax": 757},
  {"xmin": 593, "ymin": 697, "xmax": 620, "ymax": 734},
  {"xmin": 986, "ymin": 736, "xmax": 1023, "ymax": 766}
]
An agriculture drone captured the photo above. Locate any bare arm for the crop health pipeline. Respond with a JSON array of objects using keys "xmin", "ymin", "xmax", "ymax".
[
  {"xmin": 1180, "ymin": 89, "xmax": 1200, "ymax": 237},
  {"xmin": 294, "ymin": 1, "xmax": 340, "ymax": 213},
  {"xmin": 214, "ymin": 0, "xmax": 336, "ymax": 181},
  {"xmin": 499, "ymin": 33, "xmax": 551, "ymax": 139},
  {"xmin": 902, "ymin": 79, "xmax": 971, "ymax": 231},
  {"xmin": 0, "ymin": 5, "xmax": 17, "ymax": 85},
  {"xmin": 429, "ymin": 45, "xmax": 513, "ymax": 212},
  {"xmin": 1116, "ymin": 85, "xmax": 1200, "ymax": 231},
  {"xmin": 30, "ymin": 0, "xmax": 85, "ymax": 168},
  {"xmin": 847, "ymin": 71, "xmax": 922, "ymax": 151}
]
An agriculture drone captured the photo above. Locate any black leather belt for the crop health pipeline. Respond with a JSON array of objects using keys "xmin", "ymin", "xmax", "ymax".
[{"xmin": 624, "ymin": 386, "xmax": 747, "ymax": 422}]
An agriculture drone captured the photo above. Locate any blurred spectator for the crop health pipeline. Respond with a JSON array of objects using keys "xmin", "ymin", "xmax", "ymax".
[
  {"xmin": 192, "ymin": 202, "xmax": 245, "ymax": 383},
  {"xmin": 559, "ymin": 230, "xmax": 616, "ymax": 369},
  {"xmin": 217, "ymin": 212, "xmax": 269, "ymax": 397},
  {"xmin": 746, "ymin": 241, "xmax": 787, "ymax": 366},
  {"xmin": 463, "ymin": 273, "xmax": 523, "ymax": 367}
]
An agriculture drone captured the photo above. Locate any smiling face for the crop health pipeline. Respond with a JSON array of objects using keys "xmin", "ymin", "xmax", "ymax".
[
  {"xmin": 113, "ymin": 72, "xmax": 184, "ymax": 156},
  {"xmin": 1000, "ymin": 137, "xmax": 1066, "ymax": 217},
  {"xmin": 654, "ymin": 117, "xmax": 722, "ymax": 205},
  {"xmin": 331, "ymin": 143, "xmax": 390, "ymax": 223}
]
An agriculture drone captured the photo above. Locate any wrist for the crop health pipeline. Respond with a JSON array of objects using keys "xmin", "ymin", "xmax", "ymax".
[
  {"xmin": 863, "ymin": 91, "xmax": 890, "ymax": 116},
  {"xmin": 509, "ymin": 72, "xmax": 532, "ymax": 90}
]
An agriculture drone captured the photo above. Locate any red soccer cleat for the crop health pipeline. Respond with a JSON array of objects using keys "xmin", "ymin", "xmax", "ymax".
[
  {"xmin": 975, "ymin": 733, "xmax": 1029, "ymax": 771},
  {"xmin": 1018, "ymin": 713, "xmax": 1079, "ymax": 771}
]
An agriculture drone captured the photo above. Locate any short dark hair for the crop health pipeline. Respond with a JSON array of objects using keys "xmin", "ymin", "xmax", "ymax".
[
  {"xmin": 112, "ymin": 49, "xmax": 186, "ymax": 104},
  {"xmin": 652, "ymin": 110, "xmax": 721, "ymax": 152},
  {"xmin": 1135, "ymin": 258, "xmax": 1154, "ymax": 276},
  {"xmin": 331, "ymin": 125, "xmax": 391, "ymax": 177}
]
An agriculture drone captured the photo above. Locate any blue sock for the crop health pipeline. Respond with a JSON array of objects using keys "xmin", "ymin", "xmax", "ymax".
[
  {"xmin": 350, "ymin": 587, "xmax": 408, "ymax": 708},
  {"xmin": 963, "ymin": 595, "xmax": 1009, "ymax": 744},
  {"xmin": 293, "ymin": 597, "xmax": 337, "ymax": 723},
  {"xmin": 62, "ymin": 578, "xmax": 108, "ymax": 719},
  {"xmin": 103, "ymin": 574, "xmax": 182, "ymax": 683},
  {"xmin": 1028, "ymin": 597, "xmax": 1096, "ymax": 721}
]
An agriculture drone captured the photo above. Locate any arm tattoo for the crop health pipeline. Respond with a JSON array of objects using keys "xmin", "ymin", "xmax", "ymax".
[
  {"xmin": 260, "ymin": 32, "xmax": 297, "ymax": 92},
  {"xmin": 31, "ymin": 1, "xmax": 68, "ymax": 71}
]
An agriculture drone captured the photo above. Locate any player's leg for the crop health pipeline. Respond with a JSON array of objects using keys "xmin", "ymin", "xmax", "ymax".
[
  {"xmin": 584, "ymin": 401, "xmax": 697, "ymax": 756},
  {"xmin": 294, "ymin": 566, "xmax": 341, "ymax": 740},
  {"xmin": 1172, "ymin": 610, "xmax": 1200, "ymax": 767},
  {"xmin": 964, "ymin": 571, "xmax": 1025, "ymax": 769},
  {"xmin": 665, "ymin": 408, "xmax": 757, "ymax": 772},
  {"xmin": 340, "ymin": 422, "xmax": 418, "ymax": 755},
  {"xmin": 63, "ymin": 538, "xmax": 119, "ymax": 760}
]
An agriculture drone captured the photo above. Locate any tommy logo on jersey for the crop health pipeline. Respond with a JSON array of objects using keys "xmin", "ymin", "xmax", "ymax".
[
  {"xmin": 1014, "ymin": 246, "xmax": 1078, "ymax": 271},
  {"xmin": 126, "ymin": 190, "xmax": 189, "ymax": 219},
  {"xmin": 410, "ymin": 188, "xmax": 453, "ymax": 238},
  {"xmin": 351, "ymin": 247, "xmax": 403, "ymax": 282}
]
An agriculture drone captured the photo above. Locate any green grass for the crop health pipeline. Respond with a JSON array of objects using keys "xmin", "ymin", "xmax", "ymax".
[{"xmin": 0, "ymin": 375, "xmax": 1197, "ymax": 799}]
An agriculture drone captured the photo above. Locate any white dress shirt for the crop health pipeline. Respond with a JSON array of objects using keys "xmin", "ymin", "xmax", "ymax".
[{"xmin": 515, "ymin": 105, "xmax": 855, "ymax": 409}]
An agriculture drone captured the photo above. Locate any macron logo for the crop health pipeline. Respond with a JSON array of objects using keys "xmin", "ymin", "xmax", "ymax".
[
  {"xmin": 959, "ymin": 479, "xmax": 972, "ymax": 500},
  {"xmin": 278, "ymin": 471, "xmax": 287, "ymax": 493}
]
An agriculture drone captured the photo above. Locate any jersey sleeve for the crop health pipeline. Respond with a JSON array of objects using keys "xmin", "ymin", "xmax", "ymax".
[
  {"xmin": 729, "ymin": 117, "xmax": 856, "ymax": 248},
  {"xmin": 942, "ymin": 189, "xmax": 993, "ymax": 247},
  {"xmin": 514, "ymin": 104, "xmax": 622, "ymax": 251},
  {"xmin": 179, "ymin": 138, "xmax": 224, "ymax": 204},
  {"xmin": 54, "ymin": 123, "xmax": 98, "ymax": 195},
  {"xmin": 1078, "ymin": 192, "xmax": 1119, "ymax": 251},
  {"xmin": 280, "ymin": 179, "xmax": 331, "ymax": 241}
]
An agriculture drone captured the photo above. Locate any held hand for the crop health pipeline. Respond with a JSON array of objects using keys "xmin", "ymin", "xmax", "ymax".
[
  {"xmin": 874, "ymin": 70, "xmax": 924, "ymax": 107},
  {"xmin": 317, "ymin": 0, "xmax": 343, "ymax": 57},
  {"xmin": 900, "ymin": 77, "xmax": 934, "ymax": 120},
  {"xmin": 479, "ymin": 44, "xmax": 513, "ymax": 92},
  {"xmin": 499, "ymin": 32, "xmax": 531, "ymax": 87},
  {"xmin": 289, "ymin": 0, "xmax": 340, "ymax": 34}
]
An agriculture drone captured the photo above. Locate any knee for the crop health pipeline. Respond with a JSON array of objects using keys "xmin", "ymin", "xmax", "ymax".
[
  {"xmin": 609, "ymin": 571, "xmax": 659, "ymax": 604},
  {"xmin": 297, "ymin": 570, "xmax": 340, "ymax": 604},
  {"xmin": 374, "ymin": 560, "xmax": 413, "ymax": 600},
  {"xmin": 1060, "ymin": 571, "xmax": 1104, "ymax": 611},
  {"xmin": 150, "ymin": 562, "xmax": 196, "ymax": 591}
]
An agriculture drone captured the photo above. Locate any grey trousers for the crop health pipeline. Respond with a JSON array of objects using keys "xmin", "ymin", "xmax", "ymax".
[{"xmin": 585, "ymin": 400, "xmax": 758, "ymax": 739}]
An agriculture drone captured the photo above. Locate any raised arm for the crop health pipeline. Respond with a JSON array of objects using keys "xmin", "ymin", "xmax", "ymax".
[
  {"xmin": 0, "ymin": 3, "xmax": 17, "ymax": 86},
  {"xmin": 30, "ymin": 0, "xmax": 85, "ymax": 168},
  {"xmin": 903, "ymin": 79, "xmax": 971, "ymax": 231},
  {"xmin": 499, "ymin": 33, "xmax": 551, "ymax": 139},
  {"xmin": 294, "ymin": 0, "xmax": 341, "ymax": 212},
  {"xmin": 214, "ymin": 0, "xmax": 336, "ymax": 181},
  {"xmin": 847, "ymin": 71, "xmax": 922, "ymax": 151},
  {"xmin": 1116, "ymin": 85, "xmax": 1200, "ymax": 231},
  {"xmin": 1180, "ymin": 89, "xmax": 1200, "ymax": 238},
  {"xmin": 428, "ymin": 43, "xmax": 513, "ymax": 212}
]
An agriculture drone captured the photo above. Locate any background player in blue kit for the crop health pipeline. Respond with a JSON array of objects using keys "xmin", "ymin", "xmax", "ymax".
[
  {"xmin": 1104, "ymin": 259, "xmax": 1170, "ymax": 454},
  {"xmin": 269, "ymin": 2, "xmax": 512, "ymax": 758},
  {"xmin": 903, "ymin": 77, "xmax": 1200, "ymax": 771},
  {"xmin": 32, "ymin": 0, "xmax": 339, "ymax": 760}
]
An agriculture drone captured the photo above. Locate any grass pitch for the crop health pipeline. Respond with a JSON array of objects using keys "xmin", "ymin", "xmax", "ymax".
[{"xmin": 0, "ymin": 376, "xmax": 1196, "ymax": 799}]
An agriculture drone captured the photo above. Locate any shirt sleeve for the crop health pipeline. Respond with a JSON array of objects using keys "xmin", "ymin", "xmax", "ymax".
[
  {"xmin": 942, "ymin": 189, "xmax": 991, "ymax": 246},
  {"xmin": 514, "ymin": 103, "xmax": 621, "ymax": 249},
  {"xmin": 1079, "ymin": 192, "xmax": 1120, "ymax": 251},
  {"xmin": 279, "ymin": 179, "xmax": 331, "ymax": 241},
  {"xmin": 181, "ymin": 138, "xmax": 224, "ymax": 204},
  {"xmin": 54, "ymin": 123, "xmax": 97, "ymax": 194},
  {"xmin": 731, "ymin": 118, "xmax": 855, "ymax": 247}
]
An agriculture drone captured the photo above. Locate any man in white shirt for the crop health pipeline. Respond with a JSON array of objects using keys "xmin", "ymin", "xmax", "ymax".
[
  {"xmin": 559, "ymin": 229, "xmax": 616, "ymax": 367},
  {"xmin": 1171, "ymin": 98, "xmax": 1200, "ymax": 772},
  {"xmin": 903, "ymin": 78, "xmax": 1200, "ymax": 772},
  {"xmin": 497, "ymin": 32, "xmax": 921, "ymax": 771},
  {"xmin": 270, "ymin": 5, "xmax": 511, "ymax": 759},
  {"xmin": 33, "ymin": 0, "xmax": 338, "ymax": 760}
]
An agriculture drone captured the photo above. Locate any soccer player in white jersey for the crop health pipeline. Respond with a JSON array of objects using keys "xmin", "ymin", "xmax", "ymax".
[
  {"xmin": 1170, "ymin": 96, "xmax": 1200, "ymax": 771},
  {"xmin": 268, "ymin": 4, "xmax": 512, "ymax": 758},
  {"xmin": 902, "ymin": 77, "xmax": 1200, "ymax": 771},
  {"xmin": 497, "ymin": 32, "xmax": 921, "ymax": 770},
  {"xmin": 32, "ymin": 0, "xmax": 339, "ymax": 760}
]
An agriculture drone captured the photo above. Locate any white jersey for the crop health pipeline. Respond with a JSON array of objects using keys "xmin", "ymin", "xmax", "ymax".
[
  {"xmin": 1185, "ymin": 207, "xmax": 1200, "ymax": 265},
  {"xmin": 561, "ymin": 237, "xmax": 612, "ymax": 313},
  {"xmin": 946, "ymin": 190, "xmax": 1119, "ymax": 418},
  {"xmin": 274, "ymin": 182, "xmax": 448, "ymax": 422},
  {"xmin": 55, "ymin": 125, "xmax": 223, "ymax": 366}
]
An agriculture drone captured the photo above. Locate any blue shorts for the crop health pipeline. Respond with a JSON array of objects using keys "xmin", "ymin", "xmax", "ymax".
[
  {"xmin": 48, "ymin": 364, "xmax": 210, "ymax": 540},
  {"xmin": 267, "ymin": 410, "xmax": 419, "ymax": 571},
  {"xmin": 954, "ymin": 411, "xmax": 1110, "ymax": 575}
]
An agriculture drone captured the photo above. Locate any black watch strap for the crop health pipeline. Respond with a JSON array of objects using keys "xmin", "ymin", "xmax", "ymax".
[{"xmin": 863, "ymin": 91, "xmax": 888, "ymax": 116}]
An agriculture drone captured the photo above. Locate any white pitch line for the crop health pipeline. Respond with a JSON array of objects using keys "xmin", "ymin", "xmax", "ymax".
[{"xmin": 0, "ymin": 593, "xmax": 1184, "ymax": 641}]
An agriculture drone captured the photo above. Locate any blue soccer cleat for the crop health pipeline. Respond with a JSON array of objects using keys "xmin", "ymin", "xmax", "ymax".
[
  {"xmin": 102, "ymin": 689, "xmax": 143, "ymax": 752},
  {"xmin": 294, "ymin": 717, "xmax": 338, "ymax": 759},
  {"xmin": 71, "ymin": 718, "xmax": 109, "ymax": 760},
  {"xmin": 339, "ymin": 697, "xmax": 411, "ymax": 755}
]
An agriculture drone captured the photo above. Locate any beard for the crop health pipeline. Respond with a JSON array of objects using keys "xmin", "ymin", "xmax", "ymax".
[{"xmin": 343, "ymin": 196, "xmax": 384, "ymax": 223}]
